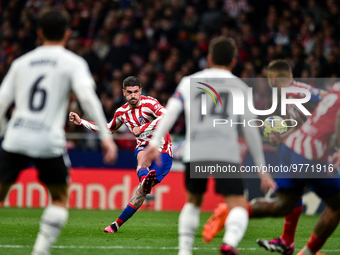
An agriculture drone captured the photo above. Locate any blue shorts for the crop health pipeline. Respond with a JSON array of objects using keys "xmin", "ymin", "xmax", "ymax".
[
  {"xmin": 276, "ymin": 144, "xmax": 340, "ymax": 199},
  {"xmin": 134, "ymin": 147, "xmax": 172, "ymax": 183}
]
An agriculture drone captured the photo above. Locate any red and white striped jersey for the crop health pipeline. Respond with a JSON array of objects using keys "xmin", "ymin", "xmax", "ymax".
[
  {"xmin": 284, "ymin": 83, "xmax": 340, "ymax": 161},
  {"xmin": 81, "ymin": 96, "xmax": 173, "ymax": 157},
  {"xmin": 286, "ymin": 81, "xmax": 325, "ymax": 124}
]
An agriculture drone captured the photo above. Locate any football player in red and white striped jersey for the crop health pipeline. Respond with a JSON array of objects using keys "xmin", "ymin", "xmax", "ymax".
[
  {"xmin": 69, "ymin": 76, "xmax": 173, "ymax": 234},
  {"xmin": 267, "ymin": 60, "xmax": 326, "ymax": 146},
  {"xmin": 252, "ymin": 81, "xmax": 340, "ymax": 255},
  {"xmin": 255, "ymin": 60, "xmax": 327, "ymax": 255}
]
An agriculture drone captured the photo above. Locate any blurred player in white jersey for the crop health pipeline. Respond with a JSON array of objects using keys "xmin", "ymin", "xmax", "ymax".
[
  {"xmin": 0, "ymin": 9, "xmax": 117, "ymax": 255},
  {"xmin": 69, "ymin": 76, "xmax": 173, "ymax": 234},
  {"xmin": 204, "ymin": 59, "xmax": 327, "ymax": 255},
  {"xmin": 141, "ymin": 37, "xmax": 276, "ymax": 255}
]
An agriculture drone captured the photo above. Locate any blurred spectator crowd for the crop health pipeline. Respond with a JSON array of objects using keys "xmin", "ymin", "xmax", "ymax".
[{"xmin": 1, "ymin": 0, "xmax": 340, "ymax": 149}]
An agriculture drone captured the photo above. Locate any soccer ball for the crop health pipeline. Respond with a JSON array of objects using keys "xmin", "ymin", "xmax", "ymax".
[{"xmin": 262, "ymin": 116, "xmax": 288, "ymax": 140}]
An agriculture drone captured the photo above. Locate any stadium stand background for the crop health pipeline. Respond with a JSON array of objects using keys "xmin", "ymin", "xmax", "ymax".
[{"xmin": 1, "ymin": 0, "xmax": 340, "ymax": 154}]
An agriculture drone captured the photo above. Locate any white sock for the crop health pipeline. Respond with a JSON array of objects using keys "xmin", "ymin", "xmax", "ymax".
[
  {"xmin": 222, "ymin": 206, "xmax": 248, "ymax": 248},
  {"xmin": 178, "ymin": 203, "xmax": 200, "ymax": 254},
  {"xmin": 32, "ymin": 205, "xmax": 68, "ymax": 255},
  {"xmin": 302, "ymin": 246, "xmax": 315, "ymax": 255}
]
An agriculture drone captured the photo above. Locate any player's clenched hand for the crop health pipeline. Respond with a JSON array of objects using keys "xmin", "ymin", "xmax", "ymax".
[
  {"xmin": 132, "ymin": 127, "xmax": 141, "ymax": 137},
  {"xmin": 69, "ymin": 112, "xmax": 82, "ymax": 125},
  {"xmin": 141, "ymin": 145, "xmax": 161, "ymax": 168},
  {"xmin": 260, "ymin": 176, "xmax": 277, "ymax": 194},
  {"xmin": 268, "ymin": 132, "xmax": 282, "ymax": 147},
  {"xmin": 101, "ymin": 138, "xmax": 118, "ymax": 164}
]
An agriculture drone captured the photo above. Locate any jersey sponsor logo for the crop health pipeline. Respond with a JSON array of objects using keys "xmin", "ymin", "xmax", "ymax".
[
  {"xmin": 13, "ymin": 117, "xmax": 50, "ymax": 131},
  {"xmin": 154, "ymin": 104, "xmax": 161, "ymax": 112},
  {"xmin": 138, "ymin": 130, "xmax": 154, "ymax": 139}
]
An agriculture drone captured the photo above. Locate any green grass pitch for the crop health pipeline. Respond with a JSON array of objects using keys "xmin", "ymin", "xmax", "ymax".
[{"xmin": 1, "ymin": 208, "xmax": 340, "ymax": 255}]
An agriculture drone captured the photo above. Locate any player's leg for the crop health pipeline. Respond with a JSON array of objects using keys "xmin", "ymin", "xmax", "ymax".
[
  {"xmin": 202, "ymin": 202, "xmax": 229, "ymax": 244},
  {"xmin": 31, "ymin": 155, "xmax": 69, "ymax": 255},
  {"xmin": 266, "ymin": 146, "xmax": 304, "ymax": 251},
  {"xmin": 104, "ymin": 149, "xmax": 154, "ymax": 233},
  {"xmin": 0, "ymin": 150, "xmax": 30, "ymax": 202},
  {"xmin": 256, "ymin": 198, "xmax": 303, "ymax": 255},
  {"xmin": 105, "ymin": 150, "xmax": 172, "ymax": 233},
  {"xmin": 297, "ymin": 179, "xmax": 340, "ymax": 255},
  {"xmin": 297, "ymin": 207, "xmax": 339, "ymax": 255},
  {"xmin": 104, "ymin": 178, "xmax": 150, "ymax": 233},
  {"xmin": 257, "ymin": 145, "xmax": 310, "ymax": 254},
  {"xmin": 216, "ymin": 176, "xmax": 248, "ymax": 255},
  {"xmin": 202, "ymin": 181, "xmax": 303, "ymax": 249},
  {"xmin": 178, "ymin": 163, "xmax": 206, "ymax": 255},
  {"xmin": 278, "ymin": 199, "xmax": 303, "ymax": 246},
  {"xmin": 136, "ymin": 148, "xmax": 158, "ymax": 193},
  {"xmin": 256, "ymin": 199, "xmax": 303, "ymax": 254},
  {"xmin": 250, "ymin": 181, "xmax": 302, "ymax": 255}
]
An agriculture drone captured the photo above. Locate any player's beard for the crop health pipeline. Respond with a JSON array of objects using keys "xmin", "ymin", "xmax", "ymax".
[{"xmin": 129, "ymin": 98, "xmax": 138, "ymax": 106}]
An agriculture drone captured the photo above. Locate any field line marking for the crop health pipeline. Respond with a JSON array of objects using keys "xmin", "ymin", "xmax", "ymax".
[{"xmin": 0, "ymin": 245, "xmax": 339, "ymax": 252}]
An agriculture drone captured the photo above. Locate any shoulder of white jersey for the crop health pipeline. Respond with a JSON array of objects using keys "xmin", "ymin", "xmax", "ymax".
[
  {"xmin": 14, "ymin": 47, "xmax": 89, "ymax": 70},
  {"xmin": 176, "ymin": 68, "xmax": 246, "ymax": 97},
  {"xmin": 58, "ymin": 48, "xmax": 89, "ymax": 67},
  {"xmin": 176, "ymin": 70, "xmax": 208, "ymax": 90},
  {"xmin": 9, "ymin": 49, "xmax": 36, "ymax": 67}
]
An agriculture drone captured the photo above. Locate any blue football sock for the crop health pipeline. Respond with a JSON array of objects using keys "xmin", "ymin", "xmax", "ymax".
[
  {"xmin": 137, "ymin": 168, "xmax": 148, "ymax": 182},
  {"xmin": 117, "ymin": 203, "xmax": 137, "ymax": 226}
]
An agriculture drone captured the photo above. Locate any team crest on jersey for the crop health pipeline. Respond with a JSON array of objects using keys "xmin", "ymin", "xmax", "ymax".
[{"xmin": 138, "ymin": 116, "xmax": 147, "ymax": 125}]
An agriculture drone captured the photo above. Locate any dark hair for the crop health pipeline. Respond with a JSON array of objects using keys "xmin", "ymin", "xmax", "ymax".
[
  {"xmin": 267, "ymin": 59, "xmax": 292, "ymax": 78},
  {"xmin": 38, "ymin": 8, "xmax": 70, "ymax": 41},
  {"xmin": 208, "ymin": 37, "xmax": 237, "ymax": 67},
  {"xmin": 123, "ymin": 76, "xmax": 142, "ymax": 89}
]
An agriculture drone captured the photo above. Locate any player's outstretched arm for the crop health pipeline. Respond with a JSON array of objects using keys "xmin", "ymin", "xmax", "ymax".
[
  {"xmin": 69, "ymin": 112, "xmax": 82, "ymax": 125},
  {"xmin": 69, "ymin": 111, "xmax": 118, "ymax": 163},
  {"xmin": 68, "ymin": 112, "xmax": 106, "ymax": 132}
]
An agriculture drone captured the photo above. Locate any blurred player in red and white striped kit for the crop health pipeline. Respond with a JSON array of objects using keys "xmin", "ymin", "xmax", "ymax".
[
  {"xmin": 250, "ymin": 60, "xmax": 327, "ymax": 255},
  {"xmin": 203, "ymin": 60, "xmax": 328, "ymax": 255},
  {"xmin": 69, "ymin": 76, "xmax": 172, "ymax": 234}
]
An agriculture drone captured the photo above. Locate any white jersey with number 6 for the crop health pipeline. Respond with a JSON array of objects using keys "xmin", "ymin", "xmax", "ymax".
[{"xmin": 0, "ymin": 46, "xmax": 111, "ymax": 158}]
